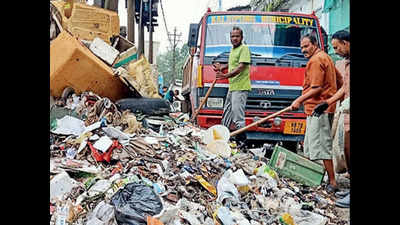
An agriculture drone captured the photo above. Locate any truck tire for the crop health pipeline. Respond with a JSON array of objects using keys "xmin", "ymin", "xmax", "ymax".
[{"xmin": 116, "ymin": 98, "xmax": 171, "ymax": 116}]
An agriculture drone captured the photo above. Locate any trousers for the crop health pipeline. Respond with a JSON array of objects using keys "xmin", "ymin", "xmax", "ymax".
[{"xmin": 221, "ymin": 90, "xmax": 248, "ymax": 130}]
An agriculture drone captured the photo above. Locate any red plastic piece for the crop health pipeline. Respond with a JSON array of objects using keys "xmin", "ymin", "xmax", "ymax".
[{"xmin": 88, "ymin": 140, "xmax": 122, "ymax": 163}]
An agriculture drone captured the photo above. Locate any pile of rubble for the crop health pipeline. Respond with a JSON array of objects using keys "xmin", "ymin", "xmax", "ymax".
[
  {"xmin": 50, "ymin": 92, "xmax": 349, "ymax": 225},
  {"xmin": 50, "ymin": 0, "xmax": 160, "ymax": 103}
]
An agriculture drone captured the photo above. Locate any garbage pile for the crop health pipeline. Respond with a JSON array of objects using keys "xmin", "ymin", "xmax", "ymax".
[{"xmin": 50, "ymin": 93, "xmax": 349, "ymax": 225}]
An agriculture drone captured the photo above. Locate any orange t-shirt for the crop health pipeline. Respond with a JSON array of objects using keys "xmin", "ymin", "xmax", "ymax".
[{"xmin": 302, "ymin": 49, "xmax": 343, "ymax": 115}]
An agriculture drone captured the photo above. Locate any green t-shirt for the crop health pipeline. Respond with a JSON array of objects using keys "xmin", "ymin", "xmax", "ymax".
[{"xmin": 228, "ymin": 44, "xmax": 251, "ymax": 91}]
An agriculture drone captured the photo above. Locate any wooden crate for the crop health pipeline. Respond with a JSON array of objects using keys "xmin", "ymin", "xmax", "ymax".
[{"xmin": 267, "ymin": 145, "xmax": 326, "ymax": 187}]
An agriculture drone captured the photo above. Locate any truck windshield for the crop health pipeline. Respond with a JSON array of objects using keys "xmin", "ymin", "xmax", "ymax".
[{"xmin": 204, "ymin": 14, "xmax": 320, "ymax": 64}]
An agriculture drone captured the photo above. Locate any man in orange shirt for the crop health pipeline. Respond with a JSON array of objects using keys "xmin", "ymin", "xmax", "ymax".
[
  {"xmin": 313, "ymin": 30, "xmax": 350, "ymax": 207},
  {"xmin": 290, "ymin": 34, "xmax": 343, "ymax": 193}
]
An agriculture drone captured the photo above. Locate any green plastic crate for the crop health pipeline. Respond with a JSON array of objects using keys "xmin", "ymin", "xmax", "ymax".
[{"xmin": 267, "ymin": 145, "xmax": 326, "ymax": 187}]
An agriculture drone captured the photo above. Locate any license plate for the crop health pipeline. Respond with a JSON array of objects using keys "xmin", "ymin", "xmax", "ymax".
[
  {"xmin": 283, "ymin": 120, "xmax": 306, "ymax": 135},
  {"xmin": 207, "ymin": 97, "xmax": 223, "ymax": 108}
]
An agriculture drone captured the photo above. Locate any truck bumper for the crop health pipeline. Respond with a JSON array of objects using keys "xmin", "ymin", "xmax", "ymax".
[
  {"xmin": 197, "ymin": 114, "xmax": 305, "ymax": 142},
  {"xmin": 245, "ymin": 131, "xmax": 304, "ymax": 142}
]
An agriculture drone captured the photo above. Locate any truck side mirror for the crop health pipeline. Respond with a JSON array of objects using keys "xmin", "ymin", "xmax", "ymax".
[
  {"xmin": 187, "ymin": 23, "xmax": 199, "ymax": 48},
  {"xmin": 320, "ymin": 26, "xmax": 329, "ymax": 53}
]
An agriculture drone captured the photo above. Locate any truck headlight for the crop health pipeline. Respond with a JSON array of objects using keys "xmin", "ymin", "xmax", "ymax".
[{"xmin": 273, "ymin": 117, "xmax": 282, "ymax": 126}]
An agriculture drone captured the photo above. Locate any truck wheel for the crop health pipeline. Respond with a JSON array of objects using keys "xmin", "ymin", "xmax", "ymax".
[{"xmin": 116, "ymin": 98, "xmax": 171, "ymax": 116}]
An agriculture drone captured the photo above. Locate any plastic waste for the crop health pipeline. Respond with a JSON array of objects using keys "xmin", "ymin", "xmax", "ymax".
[
  {"xmin": 55, "ymin": 202, "xmax": 69, "ymax": 225},
  {"xmin": 231, "ymin": 210, "xmax": 251, "ymax": 225},
  {"xmin": 291, "ymin": 210, "xmax": 328, "ymax": 225},
  {"xmin": 102, "ymin": 126, "xmax": 130, "ymax": 142},
  {"xmin": 66, "ymin": 147, "xmax": 77, "ymax": 159},
  {"xmin": 50, "ymin": 171, "xmax": 78, "ymax": 202},
  {"xmin": 229, "ymin": 169, "xmax": 250, "ymax": 186},
  {"xmin": 254, "ymin": 164, "xmax": 279, "ymax": 189},
  {"xmin": 111, "ymin": 183, "xmax": 164, "ymax": 225},
  {"xmin": 254, "ymin": 164, "xmax": 279, "ymax": 181},
  {"xmin": 217, "ymin": 170, "xmax": 240, "ymax": 205},
  {"xmin": 153, "ymin": 182, "xmax": 166, "ymax": 195},
  {"xmin": 206, "ymin": 140, "xmax": 231, "ymax": 158},
  {"xmin": 229, "ymin": 169, "xmax": 250, "ymax": 194},
  {"xmin": 249, "ymin": 147, "xmax": 266, "ymax": 158},
  {"xmin": 83, "ymin": 121, "xmax": 102, "ymax": 134},
  {"xmin": 217, "ymin": 207, "xmax": 235, "ymax": 225},
  {"xmin": 179, "ymin": 211, "xmax": 201, "ymax": 225},
  {"xmin": 203, "ymin": 125, "xmax": 230, "ymax": 144},
  {"xmin": 86, "ymin": 201, "xmax": 116, "ymax": 225},
  {"xmin": 88, "ymin": 179, "xmax": 112, "ymax": 197},
  {"xmin": 51, "ymin": 115, "xmax": 86, "ymax": 136}
]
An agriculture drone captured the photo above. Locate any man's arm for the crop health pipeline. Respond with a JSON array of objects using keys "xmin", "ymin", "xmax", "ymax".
[
  {"xmin": 326, "ymin": 86, "xmax": 345, "ymax": 106},
  {"xmin": 290, "ymin": 86, "xmax": 323, "ymax": 110},
  {"xmin": 212, "ymin": 62, "xmax": 228, "ymax": 72},
  {"xmin": 216, "ymin": 62, "xmax": 247, "ymax": 79}
]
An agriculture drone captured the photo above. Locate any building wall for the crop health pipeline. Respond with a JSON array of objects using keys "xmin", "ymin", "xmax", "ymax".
[
  {"xmin": 281, "ymin": 0, "xmax": 349, "ymax": 59},
  {"xmin": 283, "ymin": 0, "xmax": 329, "ymax": 34}
]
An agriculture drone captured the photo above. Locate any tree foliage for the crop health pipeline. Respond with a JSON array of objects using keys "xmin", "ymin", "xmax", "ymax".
[{"xmin": 156, "ymin": 44, "xmax": 189, "ymax": 87}]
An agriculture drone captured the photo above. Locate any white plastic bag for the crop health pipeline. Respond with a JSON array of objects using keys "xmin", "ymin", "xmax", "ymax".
[
  {"xmin": 229, "ymin": 169, "xmax": 250, "ymax": 186},
  {"xmin": 217, "ymin": 170, "xmax": 240, "ymax": 204},
  {"xmin": 51, "ymin": 115, "xmax": 86, "ymax": 136}
]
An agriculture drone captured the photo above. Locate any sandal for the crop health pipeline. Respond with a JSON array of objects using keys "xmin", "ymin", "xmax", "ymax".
[{"xmin": 326, "ymin": 184, "xmax": 339, "ymax": 194}]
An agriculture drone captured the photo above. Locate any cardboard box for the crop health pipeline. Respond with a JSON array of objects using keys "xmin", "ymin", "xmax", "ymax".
[
  {"xmin": 50, "ymin": 31, "xmax": 131, "ymax": 102},
  {"xmin": 66, "ymin": 3, "xmax": 120, "ymax": 44}
]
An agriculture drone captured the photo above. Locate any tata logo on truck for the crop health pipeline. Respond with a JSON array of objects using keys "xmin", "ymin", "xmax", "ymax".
[{"xmin": 258, "ymin": 89, "xmax": 275, "ymax": 96}]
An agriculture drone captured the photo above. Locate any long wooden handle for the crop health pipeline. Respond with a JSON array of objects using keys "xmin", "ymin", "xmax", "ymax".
[
  {"xmin": 230, "ymin": 106, "xmax": 292, "ymax": 137},
  {"xmin": 191, "ymin": 79, "xmax": 217, "ymax": 122}
]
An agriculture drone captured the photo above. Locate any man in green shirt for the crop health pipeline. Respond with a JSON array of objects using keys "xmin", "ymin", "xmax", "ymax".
[{"xmin": 213, "ymin": 26, "xmax": 251, "ymax": 133}]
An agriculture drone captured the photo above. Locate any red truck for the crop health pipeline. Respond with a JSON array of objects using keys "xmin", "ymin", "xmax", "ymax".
[{"xmin": 181, "ymin": 9, "xmax": 328, "ymax": 151}]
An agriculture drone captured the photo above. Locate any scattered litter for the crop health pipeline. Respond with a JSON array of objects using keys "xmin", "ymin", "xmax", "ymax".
[{"xmin": 49, "ymin": 2, "xmax": 349, "ymax": 225}]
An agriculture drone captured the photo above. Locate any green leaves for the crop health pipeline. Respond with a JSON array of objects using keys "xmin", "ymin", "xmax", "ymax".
[{"xmin": 156, "ymin": 44, "xmax": 189, "ymax": 87}]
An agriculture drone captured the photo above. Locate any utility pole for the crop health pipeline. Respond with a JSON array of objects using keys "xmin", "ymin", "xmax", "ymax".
[
  {"xmin": 138, "ymin": 0, "xmax": 146, "ymax": 59},
  {"xmin": 127, "ymin": 0, "xmax": 135, "ymax": 43},
  {"xmin": 148, "ymin": 0, "xmax": 153, "ymax": 64},
  {"xmin": 104, "ymin": 0, "xmax": 119, "ymax": 12},
  {"xmin": 168, "ymin": 27, "xmax": 182, "ymax": 77}
]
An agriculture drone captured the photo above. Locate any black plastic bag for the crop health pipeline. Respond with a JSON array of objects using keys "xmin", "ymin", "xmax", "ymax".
[{"xmin": 111, "ymin": 183, "xmax": 164, "ymax": 225}]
